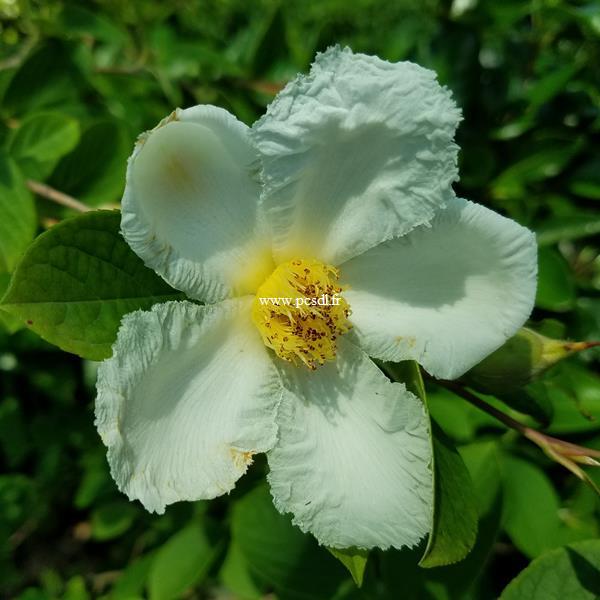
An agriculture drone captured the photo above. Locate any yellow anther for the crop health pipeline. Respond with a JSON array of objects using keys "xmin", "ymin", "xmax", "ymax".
[{"xmin": 252, "ymin": 258, "xmax": 351, "ymax": 370}]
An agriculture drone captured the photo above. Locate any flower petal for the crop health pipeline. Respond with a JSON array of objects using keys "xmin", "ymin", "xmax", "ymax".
[
  {"xmin": 342, "ymin": 197, "xmax": 538, "ymax": 379},
  {"xmin": 95, "ymin": 299, "xmax": 281, "ymax": 513},
  {"xmin": 267, "ymin": 338, "xmax": 433, "ymax": 550},
  {"xmin": 252, "ymin": 46, "xmax": 461, "ymax": 266},
  {"xmin": 121, "ymin": 106, "xmax": 274, "ymax": 303}
]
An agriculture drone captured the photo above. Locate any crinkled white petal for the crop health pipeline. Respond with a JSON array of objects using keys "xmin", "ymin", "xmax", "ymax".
[
  {"xmin": 252, "ymin": 46, "xmax": 461, "ymax": 266},
  {"xmin": 266, "ymin": 338, "xmax": 433, "ymax": 550},
  {"xmin": 342, "ymin": 197, "xmax": 538, "ymax": 380},
  {"xmin": 121, "ymin": 105, "xmax": 274, "ymax": 303},
  {"xmin": 95, "ymin": 299, "xmax": 281, "ymax": 513}
]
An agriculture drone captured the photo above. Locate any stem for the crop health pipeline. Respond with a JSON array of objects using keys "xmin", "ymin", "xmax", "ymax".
[
  {"xmin": 26, "ymin": 180, "xmax": 90, "ymax": 213},
  {"xmin": 439, "ymin": 380, "xmax": 528, "ymax": 434},
  {"xmin": 439, "ymin": 379, "xmax": 600, "ymax": 459}
]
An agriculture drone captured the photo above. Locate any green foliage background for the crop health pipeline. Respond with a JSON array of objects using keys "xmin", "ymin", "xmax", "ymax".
[{"xmin": 0, "ymin": 0, "xmax": 599, "ymax": 598}]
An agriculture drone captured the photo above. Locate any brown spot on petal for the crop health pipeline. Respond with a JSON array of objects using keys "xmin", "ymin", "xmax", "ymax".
[{"xmin": 397, "ymin": 335, "xmax": 416, "ymax": 348}]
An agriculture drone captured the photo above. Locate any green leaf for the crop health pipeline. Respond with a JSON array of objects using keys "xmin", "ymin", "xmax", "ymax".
[
  {"xmin": 219, "ymin": 542, "xmax": 262, "ymax": 600},
  {"xmin": 420, "ymin": 422, "xmax": 479, "ymax": 567},
  {"xmin": 2, "ymin": 41, "xmax": 80, "ymax": 116},
  {"xmin": 536, "ymin": 214, "xmax": 600, "ymax": 246},
  {"xmin": 501, "ymin": 455, "xmax": 594, "ymax": 558},
  {"xmin": 148, "ymin": 521, "xmax": 221, "ymax": 600},
  {"xmin": 232, "ymin": 484, "xmax": 346, "ymax": 599},
  {"xmin": 569, "ymin": 157, "xmax": 600, "ymax": 200},
  {"xmin": 423, "ymin": 441, "xmax": 503, "ymax": 597},
  {"xmin": 535, "ymin": 247, "xmax": 575, "ymax": 312},
  {"xmin": 62, "ymin": 576, "xmax": 90, "ymax": 600},
  {"xmin": 526, "ymin": 64, "xmax": 580, "ymax": 111},
  {"xmin": 380, "ymin": 444, "xmax": 502, "ymax": 598},
  {"xmin": 16, "ymin": 590, "xmax": 50, "ymax": 600},
  {"xmin": 427, "ymin": 385, "xmax": 482, "ymax": 443},
  {"xmin": 498, "ymin": 382, "xmax": 554, "ymax": 427},
  {"xmin": 546, "ymin": 362, "xmax": 600, "ymax": 435},
  {"xmin": 0, "ymin": 273, "xmax": 22, "ymax": 333},
  {"xmin": 7, "ymin": 112, "xmax": 80, "ymax": 180},
  {"xmin": 91, "ymin": 500, "xmax": 137, "ymax": 541},
  {"xmin": 327, "ymin": 547, "xmax": 369, "ymax": 587},
  {"xmin": 50, "ymin": 119, "xmax": 133, "ymax": 206},
  {"xmin": 492, "ymin": 141, "xmax": 584, "ymax": 200},
  {"xmin": 74, "ymin": 449, "xmax": 111, "ymax": 510},
  {"xmin": 0, "ymin": 210, "xmax": 185, "ymax": 360},
  {"xmin": 110, "ymin": 554, "xmax": 154, "ymax": 600},
  {"xmin": 58, "ymin": 5, "xmax": 128, "ymax": 45},
  {"xmin": 460, "ymin": 440, "xmax": 502, "ymax": 514},
  {"xmin": 385, "ymin": 361, "xmax": 479, "ymax": 568},
  {"xmin": 0, "ymin": 154, "xmax": 36, "ymax": 274},
  {"xmin": 500, "ymin": 540, "xmax": 600, "ymax": 599}
]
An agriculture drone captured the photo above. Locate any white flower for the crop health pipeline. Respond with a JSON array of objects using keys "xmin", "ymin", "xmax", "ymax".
[{"xmin": 95, "ymin": 47, "xmax": 537, "ymax": 550}]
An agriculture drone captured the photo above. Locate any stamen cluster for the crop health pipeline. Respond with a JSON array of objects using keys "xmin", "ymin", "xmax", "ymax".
[{"xmin": 252, "ymin": 258, "xmax": 351, "ymax": 369}]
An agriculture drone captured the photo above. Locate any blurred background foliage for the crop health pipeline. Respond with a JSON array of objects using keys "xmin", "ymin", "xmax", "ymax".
[{"xmin": 0, "ymin": 0, "xmax": 600, "ymax": 598}]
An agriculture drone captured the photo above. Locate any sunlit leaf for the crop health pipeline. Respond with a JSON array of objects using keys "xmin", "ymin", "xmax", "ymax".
[
  {"xmin": 385, "ymin": 361, "xmax": 479, "ymax": 568},
  {"xmin": 148, "ymin": 521, "xmax": 222, "ymax": 600},
  {"xmin": 111, "ymin": 554, "xmax": 155, "ymax": 600},
  {"xmin": 500, "ymin": 540, "xmax": 600, "ymax": 599},
  {"xmin": 0, "ymin": 210, "xmax": 184, "ymax": 360},
  {"xmin": 232, "ymin": 484, "xmax": 347, "ymax": 599},
  {"xmin": 7, "ymin": 112, "xmax": 80, "ymax": 180},
  {"xmin": 501, "ymin": 455, "xmax": 594, "ymax": 559},
  {"xmin": 0, "ymin": 153, "xmax": 36, "ymax": 274}
]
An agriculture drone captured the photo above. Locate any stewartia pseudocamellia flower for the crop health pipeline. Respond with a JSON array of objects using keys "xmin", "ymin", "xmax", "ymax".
[{"xmin": 95, "ymin": 47, "xmax": 537, "ymax": 550}]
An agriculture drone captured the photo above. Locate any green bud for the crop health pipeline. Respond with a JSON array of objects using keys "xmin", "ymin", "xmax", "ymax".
[{"xmin": 464, "ymin": 327, "xmax": 599, "ymax": 395}]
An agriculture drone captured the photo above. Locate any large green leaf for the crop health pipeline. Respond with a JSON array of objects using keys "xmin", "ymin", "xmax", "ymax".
[
  {"xmin": 424, "ymin": 441, "xmax": 503, "ymax": 597},
  {"xmin": 501, "ymin": 455, "xmax": 595, "ymax": 558},
  {"xmin": 500, "ymin": 540, "xmax": 600, "ymax": 599},
  {"xmin": 384, "ymin": 361, "xmax": 479, "ymax": 568},
  {"xmin": 419, "ymin": 422, "xmax": 479, "ymax": 567},
  {"xmin": 0, "ymin": 273, "xmax": 22, "ymax": 333},
  {"xmin": 0, "ymin": 154, "xmax": 36, "ymax": 274},
  {"xmin": 7, "ymin": 112, "xmax": 80, "ymax": 180},
  {"xmin": 0, "ymin": 210, "xmax": 185, "ymax": 360},
  {"xmin": 231, "ymin": 484, "xmax": 347, "ymax": 599},
  {"xmin": 148, "ymin": 521, "xmax": 222, "ymax": 600}
]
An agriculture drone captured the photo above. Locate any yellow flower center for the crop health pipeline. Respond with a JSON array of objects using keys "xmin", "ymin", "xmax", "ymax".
[{"xmin": 252, "ymin": 258, "xmax": 352, "ymax": 370}]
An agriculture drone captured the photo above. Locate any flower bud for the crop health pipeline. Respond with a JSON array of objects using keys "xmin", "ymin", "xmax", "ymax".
[{"xmin": 464, "ymin": 327, "xmax": 599, "ymax": 395}]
